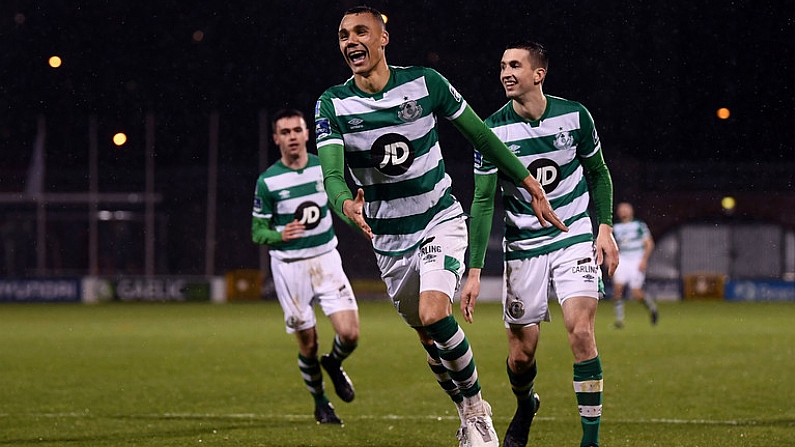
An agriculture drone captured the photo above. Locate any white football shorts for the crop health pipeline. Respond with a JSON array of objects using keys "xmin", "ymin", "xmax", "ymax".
[
  {"xmin": 376, "ymin": 216, "xmax": 468, "ymax": 327},
  {"xmin": 271, "ymin": 248, "xmax": 357, "ymax": 334},
  {"xmin": 612, "ymin": 255, "xmax": 646, "ymax": 290},
  {"xmin": 503, "ymin": 241, "xmax": 601, "ymax": 327}
]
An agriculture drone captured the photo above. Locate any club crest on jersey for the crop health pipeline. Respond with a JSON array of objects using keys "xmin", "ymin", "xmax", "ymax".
[
  {"xmin": 371, "ymin": 133, "xmax": 415, "ymax": 175},
  {"xmin": 508, "ymin": 299, "xmax": 525, "ymax": 319},
  {"xmin": 553, "ymin": 128, "xmax": 574, "ymax": 151},
  {"xmin": 295, "ymin": 201, "xmax": 322, "ymax": 230},
  {"xmin": 397, "ymin": 98, "xmax": 423, "ymax": 123},
  {"xmin": 527, "ymin": 158, "xmax": 561, "ymax": 193}
]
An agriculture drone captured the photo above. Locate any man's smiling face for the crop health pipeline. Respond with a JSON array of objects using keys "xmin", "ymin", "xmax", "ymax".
[{"xmin": 338, "ymin": 12, "xmax": 388, "ymax": 76}]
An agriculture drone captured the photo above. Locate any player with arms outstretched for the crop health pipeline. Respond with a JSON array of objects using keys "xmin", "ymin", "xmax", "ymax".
[{"xmin": 315, "ymin": 7, "xmax": 566, "ymax": 446}]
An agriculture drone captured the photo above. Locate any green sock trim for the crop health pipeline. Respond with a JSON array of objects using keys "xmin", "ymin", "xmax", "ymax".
[
  {"xmin": 574, "ymin": 356, "xmax": 602, "ymax": 381},
  {"xmin": 508, "ymin": 359, "xmax": 537, "ymax": 405},
  {"xmin": 424, "ymin": 315, "xmax": 458, "ymax": 343}
]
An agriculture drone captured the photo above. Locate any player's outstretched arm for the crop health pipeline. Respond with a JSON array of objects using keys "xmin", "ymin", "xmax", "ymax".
[
  {"xmin": 318, "ymin": 142, "xmax": 371, "ymax": 240},
  {"xmin": 452, "ymin": 105, "xmax": 567, "ymax": 232},
  {"xmin": 341, "ymin": 189, "xmax": 373, "ymax": 240},
  {"xmin": 519, "ymin": 175, "xmax": 568, "ymax": 232}
]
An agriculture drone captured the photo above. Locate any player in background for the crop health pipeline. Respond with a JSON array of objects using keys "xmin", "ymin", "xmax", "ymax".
[
  {"xmin": 252, "ymin": 109, "xmax": 359, "ymax": 425},
  {"xmin": 315, "ymin": 7, "xmax": 566, "ymax": 447},
  {"xmin": 461, "ymin": 41, "xmax": 618, "ymax": 447},
  {"xmin": 611, "ymin": 201, "xmax": 657, "ymax": 328}
]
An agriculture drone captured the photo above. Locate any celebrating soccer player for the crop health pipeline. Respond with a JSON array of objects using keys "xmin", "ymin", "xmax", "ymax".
[
  {"xmin": 461, "ymin": 41, "xmax": 619, "ymax": 447},
  {"xmin": 315, "ymin": 7, "xmax": 565, "ymax": 447}
]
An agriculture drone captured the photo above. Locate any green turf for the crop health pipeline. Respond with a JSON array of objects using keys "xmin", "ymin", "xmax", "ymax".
[{"xmin": 0, "ymin": 299, "xmax": 793, "ymax": 446}]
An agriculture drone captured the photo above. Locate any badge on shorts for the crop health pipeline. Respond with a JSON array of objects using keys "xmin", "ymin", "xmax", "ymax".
[{"xmin": 508, "ymin": 299, "xmax": 525, "ymax": 319}]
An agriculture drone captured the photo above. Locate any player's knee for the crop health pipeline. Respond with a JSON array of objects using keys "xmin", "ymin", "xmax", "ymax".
[
  {"xmin": 509, "ymin": 351, "xmax": 536, "ymax": 372},
  {"xmin": 338, "ymin": 327, "xmax": 359, "ymax": 345},
  {"xmin": 568, "ymin": 325, "xmax": 594, "ymax": 347},
  {"xmin": 300, "ymin": 341, "xmax": 319, "ymax": 358}
]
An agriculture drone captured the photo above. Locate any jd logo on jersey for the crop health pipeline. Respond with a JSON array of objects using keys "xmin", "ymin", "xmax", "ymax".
[
  {"xmin": 295, "ymin": 201, "xmax": 322, "ymax": 230},
  {"xmin": 371, "ymin": 133, "xmax": 415, "ymax": 176},
  {"xmin": 527, "ymin": 158, "xmax": 561, "ymax": 193}
]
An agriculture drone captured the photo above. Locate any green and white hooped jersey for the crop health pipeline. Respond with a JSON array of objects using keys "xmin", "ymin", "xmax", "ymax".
[
  {"xmin": 252, "ymin": 154, "xmax": 337, "ymax": 261},
  {"xmin": 315, "ymin": 66, "xmax": 467, "ymax": 256},
  {"xmin": 477, "ymin": 95, "xmax": 601, "ymax": 260},
  {"xmin": 613, "ymin": 219, "xmax": 651, "ymax": 260}
]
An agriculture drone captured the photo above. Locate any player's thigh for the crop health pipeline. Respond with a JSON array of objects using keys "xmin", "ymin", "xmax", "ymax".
[
  {"xmin": 419, "ymin": 216, "xmax": 467, "ymax": 299},
  {"xmin": 504, "ymin": 256, "xmax": 551, "ymax": 327},
  {"xmin": 271, "ymin": 257, "xmax": 316, "ymax": 334},
  {"xmin": 612, "ymin": 259, "xmax": 631, "ymax": 286},
  {"xmin": 314, "ymin": 249, "xmax": 358, "ymax": 317},
  {"xmin": 628, "ymin": 268, "xmax": 647, "ymax": 291},
  {"xmin": 550, "ymin": 242, "xmax": 602, "ymax": 304},
  {"xmin": 376, "ymin": 251, "xmax": 421, "ymax": 327}
]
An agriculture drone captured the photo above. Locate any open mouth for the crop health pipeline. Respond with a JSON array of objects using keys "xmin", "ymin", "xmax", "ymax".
[
  {"xmin": 348, "ymin": 50, "xmax": 367, "ymax": 64},
  {"xmin": 503, "ymin": 77, "xmax": 518, "ymax": 87}
]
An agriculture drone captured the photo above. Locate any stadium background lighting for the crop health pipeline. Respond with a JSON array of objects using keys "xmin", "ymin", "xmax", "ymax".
[
  {"xmin": 48, "ymin": 56, "xmax": 62, "ymax": 68},
  {"xmin": 721, "ymin": 196, "xmax": 736, "ymax": 211},
  {"xmin": 112, "ymin": 132, "xmax": 128, "ymax": 146},
  {"xmin": 716, "ymin": 107, "xmax": 731, "ymax": 119}
]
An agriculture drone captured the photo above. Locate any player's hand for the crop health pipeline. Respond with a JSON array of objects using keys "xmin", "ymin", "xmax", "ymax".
[
  {"xmin": 281, "ymin": 220, "xmax": 306, "ymax": 242},
  {"xmin": 596, "ymin": 223, "xmax": 619, "ymax": 277},
  {"xmin": 520, "ymin": 175, "xmax": 568, "ymax": 232},
  {"xmin": 460, "ymin": 268, "xmax": 482, "ymax": 324},
  {"xmin": 343, "ymin": 188, "xmax": 373, "ymax": 240}
]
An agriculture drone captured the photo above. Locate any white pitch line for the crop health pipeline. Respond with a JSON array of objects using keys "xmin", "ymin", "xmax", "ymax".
[{"xmin": 0, "ymin": 412, "xmax": 763, "ymax": 426}]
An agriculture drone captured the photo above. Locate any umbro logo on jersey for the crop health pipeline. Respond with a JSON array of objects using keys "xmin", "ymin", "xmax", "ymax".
[
  {"xmin": 508, "ymin": 144, "xmax": 521, "ymax": 154},
  {"xmin": 347, "ymin": 117, "xmax": 364, "ymax": 130},
  {"xmin": 279, "ymin": 190, "xmax": 291, "ymax": 199}
]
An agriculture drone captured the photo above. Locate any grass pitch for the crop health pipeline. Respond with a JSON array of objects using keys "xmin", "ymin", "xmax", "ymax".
[{"xmin": 0, "ymin": 299, "xmax": 793, "ymax": 446}]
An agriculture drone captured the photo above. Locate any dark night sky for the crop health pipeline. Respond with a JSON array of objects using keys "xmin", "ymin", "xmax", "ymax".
[
  {"xmin": 1, "ymin": 0, "xmax": 793, "ymax": 276},
  {"xmin": 1, "ymin": 0, "xmax": 794, "ymax": 176}
]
